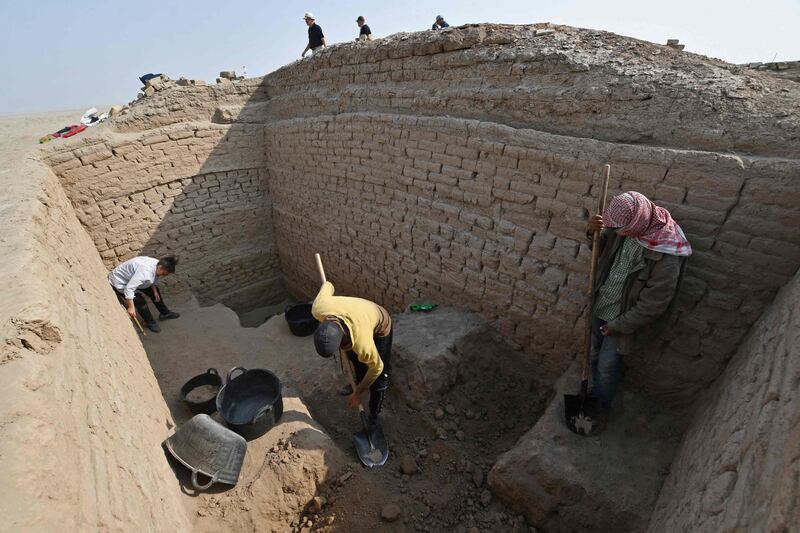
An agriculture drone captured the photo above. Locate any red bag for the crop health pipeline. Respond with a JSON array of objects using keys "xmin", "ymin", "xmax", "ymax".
[{"xmin": 61, "ymin": 124, "xmax": 87, "ymax": 138}]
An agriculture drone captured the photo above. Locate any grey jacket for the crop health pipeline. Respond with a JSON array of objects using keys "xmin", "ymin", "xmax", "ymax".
[{"xmin": 592, "ymin": 229, "xmax": 687, "ymax": 354}]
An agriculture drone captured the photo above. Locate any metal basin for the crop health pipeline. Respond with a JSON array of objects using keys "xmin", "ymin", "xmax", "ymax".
[{"xmin": 164, "ymin": 414, "xmax": 247, "ymax": 490}]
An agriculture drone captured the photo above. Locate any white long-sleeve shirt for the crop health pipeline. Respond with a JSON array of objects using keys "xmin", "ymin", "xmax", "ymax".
[{"xmin": 108, "ymin": 256, "xmax": 159, "ymax": 300}]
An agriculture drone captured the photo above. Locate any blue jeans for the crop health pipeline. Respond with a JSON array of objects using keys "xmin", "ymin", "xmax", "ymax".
[{"xmin": 590, "ymin": 317, "xmax": 621, "ymax": 409}]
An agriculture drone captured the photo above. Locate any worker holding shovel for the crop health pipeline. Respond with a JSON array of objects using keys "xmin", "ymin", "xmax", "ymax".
[
  {"xmin": 311, "ymin": 278, "xmax": 393, "ymax": 429},
  {"xmin": 587, "ymin": 191, "xmax": 691, "ymax": 420}
]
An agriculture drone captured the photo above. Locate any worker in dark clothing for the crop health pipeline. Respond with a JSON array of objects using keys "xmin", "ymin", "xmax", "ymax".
[
  {"xmin": 312, "ymin": 281, "xmax": 392, "ymax": 428},
  {"xmin": 302, "ymin": 12, "xmax": 326, "ymax": 57},
  {"xmin": 587, "ymin": 191, "xmax": 691, "ymax": 412},
  {"xmin": 432, "ymin": 15, "xmax": 450, "ymax": 30},
  {"xmin": 356, "ymin": 15, "xmax": 372, "ymax": 41}
]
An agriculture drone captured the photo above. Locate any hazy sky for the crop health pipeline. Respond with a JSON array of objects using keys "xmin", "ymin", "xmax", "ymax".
[{"xmin": 1, "ymin": 0, "xmax": 798, "ymax": 114}]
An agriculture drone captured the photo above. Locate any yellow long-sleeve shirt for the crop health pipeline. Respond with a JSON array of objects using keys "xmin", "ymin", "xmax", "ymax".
[{"xmin": 311, "ymin": 282, "xmax": 391, "ymax": 391}]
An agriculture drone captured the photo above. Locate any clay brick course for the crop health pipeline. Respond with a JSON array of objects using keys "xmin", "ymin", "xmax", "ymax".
[
  {"xmin": 29, "ymin": 23, "xmax": 800, "ymax": 533},
  {"xmin": 41, "ymin": 24, "xmax": 800, "ymax": 408}
]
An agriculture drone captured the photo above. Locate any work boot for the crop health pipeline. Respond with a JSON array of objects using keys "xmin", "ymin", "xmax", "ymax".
[
  {"xmin": 146, "ymin": 321, "xmax": 161, "ymax": 333},
  {"xmin": 338, "ymin": 384, "xmax": 353, "ymax": 396},
  {"xmin": 159, "ymin": 311, "xmax": 180, "ymax": 320}
]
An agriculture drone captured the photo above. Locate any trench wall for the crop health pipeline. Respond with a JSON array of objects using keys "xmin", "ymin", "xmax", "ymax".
[
  {"xmin": 42, "ymin": 122, "xmax": 284, "ymax": 311},
  {"xmin": 267, "ymin": 112, "xmax": 800, "ymax": 402},
  {"xmin": 24, "ymin": 23, "xmax": 800, "ymax": 531},
  {"xmin": 648, "ymin": 267, "xmax": 800, "ymax": 532},
  {"xmin": 0, "ymin": 159, "xmax": 190, "ymax": 530},
  {"xmin": 44, "ymin": 24, "xmax": 800, "ymax": 407}
]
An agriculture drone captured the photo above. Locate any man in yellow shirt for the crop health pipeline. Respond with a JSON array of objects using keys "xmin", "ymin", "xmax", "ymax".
[{"xmin": 311, "ymin": 281, "xmax": 392, "ymax": 427}]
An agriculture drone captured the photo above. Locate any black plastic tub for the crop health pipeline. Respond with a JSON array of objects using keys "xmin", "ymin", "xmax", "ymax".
[
  {"xmin": 216, "ymin": 367, "xmax": 283, "ymax": 440},
  {"xmin": 180, "ymin": 368, "xmax": 222, "ymax": 415},
  {"xmin": 284, "ymin": 303, "xmax": 318, "ymax": 337}
]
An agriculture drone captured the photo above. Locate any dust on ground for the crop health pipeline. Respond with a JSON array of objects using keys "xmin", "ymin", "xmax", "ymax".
[{"xmin": 140, "ymin": 294, "xmax": 549, "ymax": 532}]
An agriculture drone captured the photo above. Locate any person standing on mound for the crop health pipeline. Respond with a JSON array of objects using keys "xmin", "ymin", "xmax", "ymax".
[{"xmin": 302, "ymin": 12, "xmax": 326, "ymax": 57}]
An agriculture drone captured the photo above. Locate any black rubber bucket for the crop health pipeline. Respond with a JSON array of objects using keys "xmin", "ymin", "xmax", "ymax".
[
  {"xmin": 216, "ymin": 367, "xmax": 283, "ymax": 440},
  {"xmin": 284, "ymin": 303, "xmax": 318, "ymax": 337},
  {"xmin": 180, "ymin": 368, "xmax": 222, "ymax": 415}
]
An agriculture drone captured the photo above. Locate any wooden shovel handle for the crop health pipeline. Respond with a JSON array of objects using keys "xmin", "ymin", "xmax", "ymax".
[
  {"xmin": 315, "ymin": 253, "xmax": 327, "ymax": 284},
  {"xmin": 340, "ymin": 351, "xmax": 366, "ymax": 413},
  {"xmin": 587, "ymin": 164, "xmax": 611, "ymax": 294},
  {"xmin": 317, "ymin": 253, "xmax": 363, "ymax": 409},
  {"xmin": 131, "ymin": 315, "xmax": 146, "ymax": 336},
  {"xmin": 582, "ymin": 164, "xmax": 611, "ymax": 381}
]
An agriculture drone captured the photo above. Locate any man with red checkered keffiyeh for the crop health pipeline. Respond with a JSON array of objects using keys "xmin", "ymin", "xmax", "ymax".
[{"xmin": 586, "ymin": 191, "xmax": 691, "ymax": 415}]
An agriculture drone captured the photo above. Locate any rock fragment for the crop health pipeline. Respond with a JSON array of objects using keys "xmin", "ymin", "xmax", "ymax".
[
  {"xmin": 381, "ymin": 503, "xmax": 401, "ymax": 522},
  {"xmin": 400, "ymin": 454, "xmax": 419, "ymax": 475}
]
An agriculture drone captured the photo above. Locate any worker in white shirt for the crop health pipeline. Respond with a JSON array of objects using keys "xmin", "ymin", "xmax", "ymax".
[{"xmin": 108, "ymin": 255, "xmax": 180, "ymax": 332}]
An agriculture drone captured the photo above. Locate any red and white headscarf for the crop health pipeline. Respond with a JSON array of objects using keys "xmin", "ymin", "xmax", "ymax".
[{"xmin": 603, "ymin": 191, "xmax": 692, "ymax": 256}]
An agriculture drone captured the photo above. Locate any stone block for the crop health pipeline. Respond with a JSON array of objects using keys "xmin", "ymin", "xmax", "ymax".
[
  {"xmin": 391, "ymin": 307, "xmax": 484, "ymax": 401},
  {"xmin": 489, "ymin": 362, "xmax": 683, "ymax": 532},
  {"xmin": 144, "ymin": 75, "xmax": 164, "ymax": 87}
]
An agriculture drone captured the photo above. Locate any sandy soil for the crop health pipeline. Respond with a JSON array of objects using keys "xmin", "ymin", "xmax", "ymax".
[
  {"xmin": 138, "ymin": 293, "xmax": 548, "ymax": 532},
  {"xmin": 0, "ymin": 109, "xmax": 196, "ymax": 531},
  {"xmin": 0, "ymin": 108, "xmax": 106, "ymax": 155}
]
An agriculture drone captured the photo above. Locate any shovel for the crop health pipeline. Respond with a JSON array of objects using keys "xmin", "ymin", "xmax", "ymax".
[
  {"xmin": 314, "ymin": 253, "xmax": 389, "ymax": 467},
  {"xmin": 130, "ymin": 314, "xmax": 146, "ymax": 336},
  {"xmin": 342, "ymin": 353, "xmax": 389, "ymax": 467},
  {"xmin": 564, "ymin": 164, "xmax": 610, "ymax": 436}
]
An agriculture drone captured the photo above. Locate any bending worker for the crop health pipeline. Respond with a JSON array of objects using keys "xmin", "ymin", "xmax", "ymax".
[
  {"xmin": 587, "ymin": 191, "xmax": 691, "ymax": 414},
  {"xmin": 311, "ymin": 281, "xmax": 392, "ymax": 427},
  {"xmin": 108, "ymin": 255, "xmax": 180, "ymax": 333}
]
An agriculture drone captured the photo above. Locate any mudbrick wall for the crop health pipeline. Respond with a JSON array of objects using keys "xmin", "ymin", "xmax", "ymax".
[
  {"xmin": 266, "ymin": 112, "xmax": 800, "ymax": 403},
  {"xmin": 41, "ymin": 122, "xmax": 284, "ymax": 311},
  {"xmin": 0, "ymin": 158, "xmax": 190, "ymax": 530},
  {"xmin": 48, "ymin": 23, "xmax": 800, "ymax": 406},
  {"xmin": 20, "ymin": 22, "xmax": 800, "ymax": 532},
  {"xmin": 648, "ymin": 268, "xmax": 799, "ymax": 532}
]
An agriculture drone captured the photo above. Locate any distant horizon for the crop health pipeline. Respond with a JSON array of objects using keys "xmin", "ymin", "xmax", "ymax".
[{"xmin": 1, "ymin": 0, "xmax": 798, "ymax": 114}]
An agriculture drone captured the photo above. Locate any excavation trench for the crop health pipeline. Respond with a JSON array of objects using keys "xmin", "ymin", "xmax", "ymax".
[
  {"xmin": 37, "ymin": 97, "xmax": 707, "ymax": 532},
  {"xmin": 138, "ymin": 291, "xmax": 552, "ymax": 532},
  {"xmin": 8, "ymin": 22, "xmax": 800, "ymax": 533}
]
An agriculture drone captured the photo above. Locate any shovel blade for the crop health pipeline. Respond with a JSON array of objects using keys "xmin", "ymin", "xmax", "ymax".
[
  {"xmin": 564, "ymin": 393, "xmax": 604, "ymax": 436},
  {"xmin": 352, "ymin": 423, "xmax": 388, "ymax": 467}
]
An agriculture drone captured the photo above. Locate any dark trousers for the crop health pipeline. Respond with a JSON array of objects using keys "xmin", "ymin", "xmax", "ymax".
[
  {"xmin": 590, "ymin": 317, "xmax": 622, "ymax": 410},
  {"xmin": 347, "ymin": 329, "xmax": 392, "ymax": 419},
  {"xmin": 114, "ymin": 286, "xmax": 170, "ymax": 325}
]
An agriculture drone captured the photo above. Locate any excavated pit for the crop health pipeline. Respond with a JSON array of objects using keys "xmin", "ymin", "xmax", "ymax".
[
  {"xmin": 4, "ymin": 23, "xmax": 799, "ymax": 533},
  {"xmin": 141, "ymin": 294, "xmax": 553, "ymax": 532}
]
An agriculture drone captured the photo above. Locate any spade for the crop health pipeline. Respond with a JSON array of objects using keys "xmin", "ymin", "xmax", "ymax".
[{"xmin": 564, "ymin": 164, "xmax": 610, "ymax": 436}]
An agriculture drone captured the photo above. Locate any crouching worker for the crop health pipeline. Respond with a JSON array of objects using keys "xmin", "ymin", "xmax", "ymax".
[
  {"xmin": 311, "ymin": 281, "xmax": 392, "ymax": 427},
  {"xmin": 108, "ymin": 255, "xmax": 180, "ymax": 333},
  {"xmin": 588, "ymin": 191, "xmax": 691, "ymax": 414}
]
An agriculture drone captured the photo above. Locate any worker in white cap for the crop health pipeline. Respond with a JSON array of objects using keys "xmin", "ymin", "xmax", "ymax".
[{"xmin": 302, "ymin": 12, "xmax": 326, "ymax": 57}]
